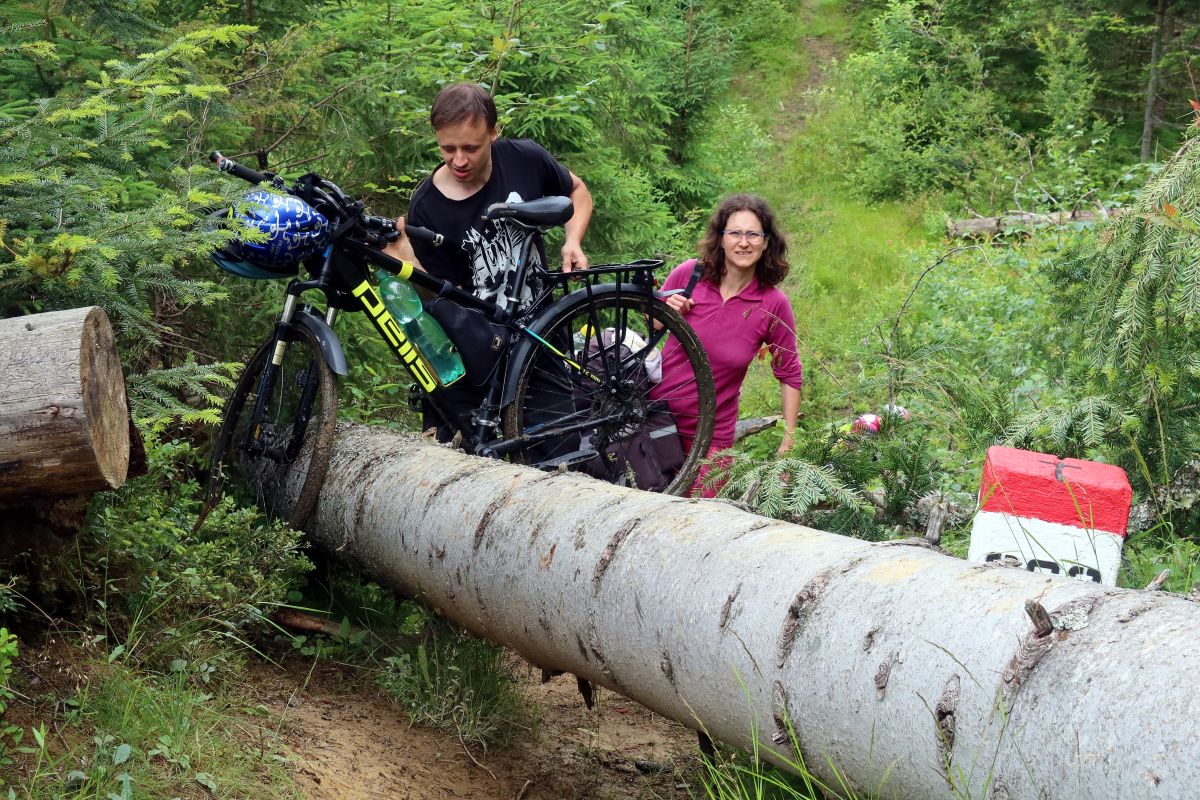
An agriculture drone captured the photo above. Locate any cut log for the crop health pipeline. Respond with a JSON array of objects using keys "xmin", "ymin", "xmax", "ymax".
[
  {"xmin": 0, "ymin": 307, "xmax": 131, "ymax": 502},
  {"xmin": 297, "ymin": 424, "xmax": 1200, "ymax": 800},
  {"xmin": 946, "ymin": 208, "xmax": 1124, "ymax": 239}
]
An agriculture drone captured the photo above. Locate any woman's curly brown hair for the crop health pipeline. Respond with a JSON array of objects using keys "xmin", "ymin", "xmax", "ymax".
[{"xmin": 698, "ymin": 194, "xmax": 790, "ymax": 288}]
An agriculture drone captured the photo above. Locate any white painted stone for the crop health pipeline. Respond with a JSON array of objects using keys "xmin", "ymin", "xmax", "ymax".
[{"xmin": 966, "ymin": 510, "xmax": 1124, "ymax": 585}]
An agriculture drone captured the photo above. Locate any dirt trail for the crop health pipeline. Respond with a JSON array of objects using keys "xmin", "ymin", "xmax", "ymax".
[{"xmin": 249, "ymin": 659, "xmax": 698, "ymax": 800}]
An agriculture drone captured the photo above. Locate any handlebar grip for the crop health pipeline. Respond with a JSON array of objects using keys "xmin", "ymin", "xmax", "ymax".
[
  {"xmin": 406, "ymin": 225, "xmax": 443, "ymax": 248},
  {"xmin": 209, "ymin": 151, "xmax": 267, "ymax": 185}
]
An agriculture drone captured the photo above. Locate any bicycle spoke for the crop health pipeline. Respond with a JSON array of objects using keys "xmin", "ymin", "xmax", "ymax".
[{"xmin": 212, "ymin": 324, "xmax": 337, "ymax": 527}]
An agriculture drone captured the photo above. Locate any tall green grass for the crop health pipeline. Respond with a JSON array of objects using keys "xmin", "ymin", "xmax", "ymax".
[{"xmin": 725, "ymin": 0, "xmax": 928, "ymax": 444}]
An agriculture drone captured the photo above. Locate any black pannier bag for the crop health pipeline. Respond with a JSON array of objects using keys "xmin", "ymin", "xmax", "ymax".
[
  {"xmin": 425, "ymin": 296, "xmax": 510, "ymax": 387},
  {"xmin": 577, "ymin": 328, "xmax": 685, "ymax": 491},
  {"xmin": 418, "ymin": 297, "xmax": 512, "ymax": 441}
]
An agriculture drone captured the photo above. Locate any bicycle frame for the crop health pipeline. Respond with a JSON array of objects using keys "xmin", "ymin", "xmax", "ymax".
[
  {"xmin": 262, "ymin": 216, "xmax": 664, "ymax": 461},
  {"xmin": 201, "ymin": 151, "xmax": 712, "ymax": 526}
]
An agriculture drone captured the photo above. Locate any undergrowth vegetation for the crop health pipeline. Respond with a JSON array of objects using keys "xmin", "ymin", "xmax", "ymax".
[
  {"xmin": 717, "ymin": 0, "xmax": 1200, "ymax": 603},
  {"xmin": 377, "ymin": 625, "xmax": 533, "ymax": 750}
]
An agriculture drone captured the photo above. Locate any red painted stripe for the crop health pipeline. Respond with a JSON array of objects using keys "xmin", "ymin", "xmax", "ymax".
[{"xmin": 978, "ymin": 446, "xmax": 1131, "ymax": 535}]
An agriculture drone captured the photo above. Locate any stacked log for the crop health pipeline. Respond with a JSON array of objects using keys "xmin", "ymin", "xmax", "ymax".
[{"xmin": 946, "ymin": 208, "xmax": 1123, "ymax": 239}]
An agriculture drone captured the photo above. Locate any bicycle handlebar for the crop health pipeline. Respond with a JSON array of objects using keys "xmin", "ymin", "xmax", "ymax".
[
  {"xmin": 210, "ymin": 151, "xmax": 267, "ymax": 185},
  {"xmin": 402, "ymin": 223, "xmax": 443, "ymax": 247}
]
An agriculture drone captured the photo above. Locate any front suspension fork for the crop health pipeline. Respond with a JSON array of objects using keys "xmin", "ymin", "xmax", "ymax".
[{"xmin": 242, "ymin": 295, "xmax": 337, "ymax": 459}]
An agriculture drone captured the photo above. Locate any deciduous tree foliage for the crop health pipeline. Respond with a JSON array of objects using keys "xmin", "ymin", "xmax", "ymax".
[{"xmin": 824, "ymin": 0, "xmax": 1200, "ymax": 208}]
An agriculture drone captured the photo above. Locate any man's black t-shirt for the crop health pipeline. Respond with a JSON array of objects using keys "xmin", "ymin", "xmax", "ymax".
[{"xmin": 408, "ymin": 138, "xmax": 573, "ymax": 308}]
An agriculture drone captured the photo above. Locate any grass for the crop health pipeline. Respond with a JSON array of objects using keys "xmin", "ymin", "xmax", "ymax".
[
  {"xmin": 376, "ymin": 624, "xmax": 535, "ymax": 752},
  {"xmin": 299, "ymin": 568, "xmax": 536, "ymax": 753},
  {"xmin": 722, "ymin": 0, "xmax": 929, "ymax": 448},
  {"xmin": 6, "ymin": 661, "xmax": 297, "ymax": 799}
]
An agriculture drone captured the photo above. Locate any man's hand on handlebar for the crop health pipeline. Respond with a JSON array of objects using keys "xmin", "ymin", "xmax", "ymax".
[{"xmin": 384, "ymin": 216, "xmax": 421, "ymax": 268}]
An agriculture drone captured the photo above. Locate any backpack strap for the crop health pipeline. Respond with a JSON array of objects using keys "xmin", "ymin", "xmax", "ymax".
[{"xmin": 682, "ymin": 260, "xmax": 704, "ymax": 298}]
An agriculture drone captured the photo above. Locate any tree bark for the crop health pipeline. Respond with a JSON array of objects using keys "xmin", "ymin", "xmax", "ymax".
[
  {"xmin": 304, "ymin": 425, "xmax": 1200, "ymax": 799},
  {"xmin": 946, "ymin": 208, "xmax": 1122, "ymax": 239},
  {"xmin": 1141, "ymin": 0, "xmax": 1168, "ymax": 163},
  {"xmin": 733, "ymin": 415, "xmax": 780, "ymax": 441},
  {"xmin": 0, "ymin": 307, "xmax": 131, "ymax": 502}
]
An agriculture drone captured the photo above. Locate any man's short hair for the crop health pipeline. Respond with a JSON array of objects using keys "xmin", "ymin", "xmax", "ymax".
[{"xmin": 430, "ymin": 83, "xmax": 497, "ymax": 131}]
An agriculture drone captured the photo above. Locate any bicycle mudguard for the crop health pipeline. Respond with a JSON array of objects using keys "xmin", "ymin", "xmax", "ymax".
[
  {"xmin": 292, "ymin": 308, "xmax": 349, "ymax": 376},
  {"xmin": 500, "ymin": 282, "xmax": 647, "ymax": 409}
]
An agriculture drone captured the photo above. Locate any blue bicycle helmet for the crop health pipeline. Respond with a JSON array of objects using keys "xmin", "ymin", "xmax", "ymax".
[{"xmin": 211, "ymin": 190, "xmax": 330, "ymax": 279}]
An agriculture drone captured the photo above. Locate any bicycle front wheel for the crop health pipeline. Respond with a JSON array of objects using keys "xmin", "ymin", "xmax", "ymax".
[
  {"xmin": 502, "ymin": 291, "xmax": 715, "ymax": 495},
  {"xmin": 207, "ymin": 323, "xmax": 338, "ymax": 528}
]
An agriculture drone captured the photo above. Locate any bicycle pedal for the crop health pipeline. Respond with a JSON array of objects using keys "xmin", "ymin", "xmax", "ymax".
[{"xmin": 406, "ymin": 383, "xmax": 423, "ymax": 411}]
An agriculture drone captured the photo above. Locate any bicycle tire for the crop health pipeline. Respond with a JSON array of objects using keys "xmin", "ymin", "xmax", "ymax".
[
  {"xmin": 207, "ymin": 323, "xmax": 338, "ymax": 528},
  {"xmin": 502, "ymin": 291, "xmax": 715, "ymax": 495}
]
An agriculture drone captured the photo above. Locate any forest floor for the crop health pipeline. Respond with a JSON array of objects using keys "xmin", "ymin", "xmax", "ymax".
[{"xmin": 247, "ymin": 657, "xmax": 701, "ymax": 800}]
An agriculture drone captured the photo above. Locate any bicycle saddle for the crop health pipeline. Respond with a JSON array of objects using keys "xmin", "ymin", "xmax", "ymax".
[{"xmin": 484, "ymin": 196, "xmax": 573, "ymax": 227}]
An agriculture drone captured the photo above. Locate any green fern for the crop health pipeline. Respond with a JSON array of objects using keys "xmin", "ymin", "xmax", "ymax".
[{"xmin": 717, "ymin": 451, "xmax": 869, "ymax": 521}]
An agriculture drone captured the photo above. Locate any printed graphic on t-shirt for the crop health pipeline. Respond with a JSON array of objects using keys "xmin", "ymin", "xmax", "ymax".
[{"xmin": 462, "ymin": 192, "xmax": 545, "ymax": 310}]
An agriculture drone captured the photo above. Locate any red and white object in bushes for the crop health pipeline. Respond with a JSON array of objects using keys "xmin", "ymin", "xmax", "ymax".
[{"xmin": 965, "ymin": 446, "xmax": 1132, "ymax": 585}]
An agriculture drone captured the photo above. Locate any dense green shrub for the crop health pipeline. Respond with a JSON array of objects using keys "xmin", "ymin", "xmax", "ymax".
[
  {"xmin": 83, "ymin": 436, "xmax": 311, "ymax": 668},
  {"xmin": 826, "ymin": 0, "xmax": 1010, "ymax": 202}
]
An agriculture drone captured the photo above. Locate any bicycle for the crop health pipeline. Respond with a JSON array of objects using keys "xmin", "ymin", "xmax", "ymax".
[{"xmin": 202, "ymin": 151, "xmax": 716, "ymax": 528}]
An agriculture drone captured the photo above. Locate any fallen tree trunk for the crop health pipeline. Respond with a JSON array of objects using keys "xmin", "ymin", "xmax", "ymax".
[
  {"xmin": 305, "ymin": 424, "xmax": 1200, "ymax": 799},
  {"xmin": 946, "ymin": 208, "xmax": 1123, "ymax": 238},
  {"xmin": 0, "ymin": 307, "xmax": 131, "ymax": 503}
]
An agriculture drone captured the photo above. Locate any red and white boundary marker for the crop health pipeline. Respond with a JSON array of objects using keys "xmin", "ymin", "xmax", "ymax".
[{"xmin": 965, "ymin": 446, "xmax": 1132, "ymax": 585}]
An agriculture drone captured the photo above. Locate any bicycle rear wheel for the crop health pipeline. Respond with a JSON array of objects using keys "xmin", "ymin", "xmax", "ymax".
[
  {"xmin": 502, "ymin": 291, "xmax": 715, "ymax": 495},
  {"xmin": 207, "ymin": 323, "xmax": 338, "ymax": 528}
]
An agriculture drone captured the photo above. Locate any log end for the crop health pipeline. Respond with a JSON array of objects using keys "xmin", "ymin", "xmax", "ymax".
[{"xmin": 79, "ymin": 307, "xmax": 131, "ymax": 489}]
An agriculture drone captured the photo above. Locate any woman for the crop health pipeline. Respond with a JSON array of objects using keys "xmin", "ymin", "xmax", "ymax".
[{"xmin": 652, "ymin": 194, "xmax": 803, "ymax": 491}]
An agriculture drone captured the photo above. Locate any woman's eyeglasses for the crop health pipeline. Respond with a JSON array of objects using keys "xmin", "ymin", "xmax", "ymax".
[{"xmin": 722, "ymin": 229, "xmax": 766, "ymax": 244}]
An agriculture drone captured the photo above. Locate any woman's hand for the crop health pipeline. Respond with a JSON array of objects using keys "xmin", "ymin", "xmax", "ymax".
[{"xmin": 662, "ymin": 293, "xmax": 695, "ymax": 315}]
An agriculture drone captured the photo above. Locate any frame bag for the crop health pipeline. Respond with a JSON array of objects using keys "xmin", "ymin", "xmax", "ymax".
[{"xmin": 426, "ymin": 297, "xmax": 510, "ymax": 387}]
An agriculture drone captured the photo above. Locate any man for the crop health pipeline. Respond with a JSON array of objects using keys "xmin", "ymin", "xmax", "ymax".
[
  {"xmin": 385, "ymin": 82, "xmax": 593, "ymax": 440},
  {"xmin": 386, "ymin": 82, "xmax": 592, "ymax": 303}
]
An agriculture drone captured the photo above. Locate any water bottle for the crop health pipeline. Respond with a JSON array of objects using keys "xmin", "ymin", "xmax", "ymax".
[{"xmin": 375, "ymin": 269, "xmax": 465, "ymax": 388}]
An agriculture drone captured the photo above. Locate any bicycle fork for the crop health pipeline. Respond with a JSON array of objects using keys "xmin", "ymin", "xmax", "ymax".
[{"xmin": 242, "ymin": 294, "xmax": 335, "ymax": 461}]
